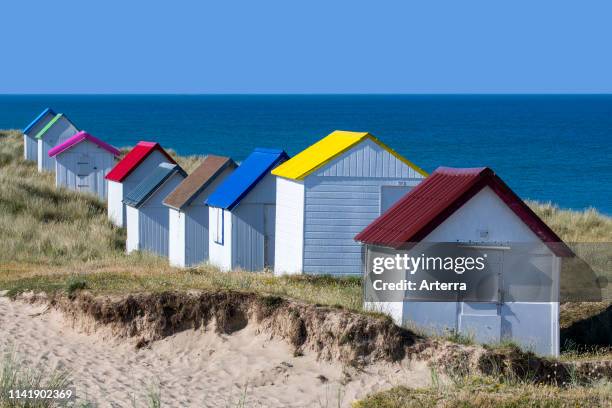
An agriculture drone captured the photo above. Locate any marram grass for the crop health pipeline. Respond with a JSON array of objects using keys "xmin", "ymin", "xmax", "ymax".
[
  {"xmin": 0, "ymin": 128, "xmax": 610, "ymax": 313},
  {"xmin": 2, "ymin": 130, "xmax": 612, "ymax": 407}
]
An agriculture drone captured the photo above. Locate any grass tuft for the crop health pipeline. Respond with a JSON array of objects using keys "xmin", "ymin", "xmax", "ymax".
[{"xmin": 0, "ymin": 348, "xmax": 72, "ymax": 408}]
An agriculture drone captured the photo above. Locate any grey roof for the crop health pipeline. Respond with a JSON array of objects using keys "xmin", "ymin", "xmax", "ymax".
[{"xmin": 123, "ymin": 163, "xmax": 187, "ymax": 208}]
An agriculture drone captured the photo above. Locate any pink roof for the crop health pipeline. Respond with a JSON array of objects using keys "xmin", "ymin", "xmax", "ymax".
[
  {"xmin": 48, "ymin": 131, "xmax": 121, "ymax": 157},
  {"xmin": 355, "ymin": 167, "xmax": 573, "ymax": 257}
]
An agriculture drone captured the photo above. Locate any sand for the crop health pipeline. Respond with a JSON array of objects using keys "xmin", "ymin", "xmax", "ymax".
[{"xmin": 0, "ymin": 294, "xmax": 432, "ymax": 407}]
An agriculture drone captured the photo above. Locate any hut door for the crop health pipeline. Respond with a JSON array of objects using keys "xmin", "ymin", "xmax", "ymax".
[
  {"xmin": 76, "ymin": 154, "xmax": 91, "ymax": 192},
  {"xmin": 457, "ymin": 247, "xmax": 504, "ymax": 344},
  {"xmin": 263, "ymin": 205, "xmax": 275, "ymax": 269}
]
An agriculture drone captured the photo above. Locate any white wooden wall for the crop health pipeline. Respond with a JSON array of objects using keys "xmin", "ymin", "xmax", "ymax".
[
  {"xmin": 37, "ymin": 117, "xmax": 78, "ymax": 172},
  {"xmin": 370, "ymin": 187, "xmax": 561, "ymax": 356},
  {"xmin": 107, "ymin": 181, "xmax": 124, "ymax": 226},
  {"xmin": 208, "ymin": 172, "xmax": 277, "ymax": 272},
  {"xmin": 273, "ymin": 178, "xmax": 304, "ymax": 275},
  {"xmin": 209, "ymin": 207, "xmax": 233, "ymax": 271},
  {"xmin": 301, "ymin": 139, "xmax": 423, "ymax": 276},
  {"xmin": 126, "ymin": 205, "xmax": 140, "ymax": 253},
  {"xmin": 125, "ymin": 173, "xmax": 185, "ymax": 257},
  {"xmin": 24, "ymin": 112, "xmax": 55, "ymax": 161},
  {"xmin": 108, "ymin": 150, "xmax": 173, "ymax": 228},
  {"xmin": 230, "ymin": 172, "xmax": 277, "ymax": 271},
  {"xmin": 54, "ymin": 140, "xmax": 116, "ymax": 199},
  {"xmin": 169, "ymin": 208, "xmax": 186, "ymax": 266},
  {"xmin": 168, "ymin": 166, "xmax": 234, "ymax": 268}
]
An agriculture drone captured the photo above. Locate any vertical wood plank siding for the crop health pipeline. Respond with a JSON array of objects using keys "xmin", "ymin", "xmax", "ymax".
[
  {"xmin": 273, "ymin": 178, "xmax": 304, "ymax": 274},
  {"xmin": 38, "ymin": 118, "xmax": 78, "ymax": 172},
  {"xmin": 302, "ymin": 139, "xmax": 424, "ymax": 275},
  {"xmin": 55, "ymin": 141, "xmax": 116, "ymax": 199}
]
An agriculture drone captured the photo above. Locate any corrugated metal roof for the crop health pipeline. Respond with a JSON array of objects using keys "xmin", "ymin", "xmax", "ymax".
[
  {"xmin": 23, "ymin": 108, "xmax": 55, "ymax": 134},
  {"xmin": 123, "ymin": 163, "xmax": 187, "ymax": 208},
  {"xmin": 206, "ymin": 148, "xmax": 288, "ymax": 210},
  {"xmin": 355, "ymin": 167, "xmax": 573, "ymax": 257},
  {"xmin": 35, "ymin": 113, "xmax": 77, "ymax": 140},
  {"xmin": 271, "ymin": 130, "xmax": 427, "ymax": 180},
  {"xmin": 48, "ymin": 131, "xmax": 121, "ymax": 157},
  {"xmin": 163, "ymin": 155, "xmax": 236, "ymax": 210},
  {"xmin": 105, "ymin": 141, "xmax": 176, "ymax": 182}
]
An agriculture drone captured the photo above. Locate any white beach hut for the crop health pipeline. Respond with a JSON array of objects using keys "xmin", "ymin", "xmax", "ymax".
[
  {"xmin": 163, "ymin": 155, "xmax": 237, "ymax": 267},
  {"xmin": 35, "ymin": 113, "xmax": 79, "ymax": 172},
  {"xmin": 271, "ymin": 131, "xmax": 427, "ymax": 276},
  {"xmin": 48, "ymin": 131, "xmax": 120, "ymax": 199},
  {"xmin": 206, "ymin": 148, "xmax": 289, "ymax": 272},
  {"xmin": 105, "ymin": 142, "xmax": 177, "ymax": 228},
  {"xmin": 22, "ymin": 108, "xmax": 56, "ymax": 161},
  {"xmin": 355, "ymin": 167, "xmax": 574, "ymax": 356},
  {"xmin": 124, "ymin": 163, "xmax": 187, "ymax": 257}
]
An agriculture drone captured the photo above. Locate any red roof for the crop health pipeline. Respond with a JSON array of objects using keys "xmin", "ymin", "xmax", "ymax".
[
  {"xmin": 105, "ymin": 141, "xmax": 176, "ymax": 182},
  {"xmin": 355, "ymin": 167, "xmax": 573, "ymax": 257}
]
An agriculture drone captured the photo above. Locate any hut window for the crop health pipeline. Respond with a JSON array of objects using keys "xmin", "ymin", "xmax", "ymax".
[{"xmin": 213, "ymin": 208, "xmax": 224, "ymax": 244}]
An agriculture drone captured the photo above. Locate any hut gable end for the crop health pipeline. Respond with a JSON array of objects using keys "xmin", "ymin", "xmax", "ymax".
[
  {"xmin": 310, "ymin": 138, "xmax": 421, "ymax": 179},
  {"xmin": 423, "ymin": 186, "xmax": 549, "ymax": 245}
]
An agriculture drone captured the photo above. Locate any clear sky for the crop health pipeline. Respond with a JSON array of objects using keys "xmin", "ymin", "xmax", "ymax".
[{"xmin": 2, "ymin": 0, "xmax": 611, "ymax": 93}]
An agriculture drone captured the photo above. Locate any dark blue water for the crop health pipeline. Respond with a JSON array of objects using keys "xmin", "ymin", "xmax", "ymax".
[{"xmin": 1, "ymin": 95, "xmax": 610, "ymax": 214}]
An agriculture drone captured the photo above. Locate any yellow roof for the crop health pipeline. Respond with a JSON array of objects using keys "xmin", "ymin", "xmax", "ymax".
[{"xmin": 271, "ymin": 130, "xmax": 428, "ymax": 180}]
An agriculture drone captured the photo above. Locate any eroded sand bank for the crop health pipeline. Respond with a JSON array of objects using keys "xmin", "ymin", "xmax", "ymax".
[{"xmin": 0, "ymin": 295, "xmax": 431, "ymax": 407}]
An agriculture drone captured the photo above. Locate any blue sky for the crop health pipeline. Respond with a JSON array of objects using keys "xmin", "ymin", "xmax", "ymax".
[{"xmin": 2, "ymin": 0, "xmax": 611, "ymax": 93}]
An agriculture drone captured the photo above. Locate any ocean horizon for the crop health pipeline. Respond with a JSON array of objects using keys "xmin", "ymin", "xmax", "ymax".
[{"xmin": 1, "ymin": 94, "xmax": 610, "ymax": 214}]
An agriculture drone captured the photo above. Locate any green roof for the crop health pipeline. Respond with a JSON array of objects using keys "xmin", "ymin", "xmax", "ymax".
[{"xmin": 35, "ymin": 113, "xmax": 63, "ymax": 140}]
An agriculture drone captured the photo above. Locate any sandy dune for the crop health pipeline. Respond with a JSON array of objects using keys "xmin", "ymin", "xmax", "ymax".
[{"xmin": 0, "ymin": 294, "xmax": 431, "ymax": 407}]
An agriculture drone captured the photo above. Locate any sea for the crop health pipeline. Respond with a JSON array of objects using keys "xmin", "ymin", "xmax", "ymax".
[{"xmin": 0, "ymin": 95, "xmax": 610, "ymax": 214}]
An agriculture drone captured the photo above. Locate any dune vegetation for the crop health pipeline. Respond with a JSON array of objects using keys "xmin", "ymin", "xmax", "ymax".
[
  {"xmin": 1, "ymin": 129, "xmax": 609, "ymax": 310},
  {"xmin": 1, "ymin": 129, "xmax": 611, "ymax": 407},
  {"xmin": 353, "ymin": 380, "xmax": 612, "ymax": 408},
  {"xmin": 1, "ymin": 128, "xmax": 610, "ymax": 311},
  {"xmin": 0, "ymin": 127, "xmax": 610, "ymax": 315},
  {"xmin": 0, "ymin": 129, "xmax": 362, "ymax": 311}
]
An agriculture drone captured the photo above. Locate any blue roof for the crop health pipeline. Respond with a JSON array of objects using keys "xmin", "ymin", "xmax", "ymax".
[
  {"xmin": 23, "ymin": 108, "xmax": 55, "ymax": 134},
  {"xmin": 206, "ymin": 148, "xmax": 289, "ymax": 210},
  {"xmin": 123, "ymin": 163, "xmax": 187, "ymax": 208}
]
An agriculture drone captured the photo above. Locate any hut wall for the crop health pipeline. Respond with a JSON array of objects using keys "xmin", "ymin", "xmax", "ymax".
[
  {"xmin": 24, "ymin": 112, "xmax": 55, "ymax": 161},
  {"xmin": 126, "ymin": 205, "xmax": 140, "ymax": 253},
  {"xmin": 107, "ymin": 181, "xmax": 124, "ymax": 226},
  {"xmin": 209, "ymin": 207, "xmax": 233, "ymax": 271},
  {"xmin": 54, "ymin": 140, "xmax": 116, "ymax": 199},
  {"xmin": 230, "ymin": 172, "xmax": 277, "ymax": 271},
  {"xmin": 273, "ymin": 177, "xmax": 305, "ymax": 275},
  {"xmin": 302, "ymin": 139, "xmax": 423, "ymax": 276},
  {"xmin": 168, "ymin": 208, "xmax": 186, "ymax": 266},
  {"xmin": 108, "ymin": 150, "xmax": 172, "ymax": 228},
  {"xmin": 179, "ymin": 166, "xmax": 234, "ymax": 267},
  {"xmin": 126, "ymin": 173, "xmax": 184, "ymax": 257},
  {"xmin": 38, "ymin": 118, "xmax": 78, "ymax": 172},
  {"xmin": 395, "ymin": 187, "xmax": 559, "ymax": 356}
]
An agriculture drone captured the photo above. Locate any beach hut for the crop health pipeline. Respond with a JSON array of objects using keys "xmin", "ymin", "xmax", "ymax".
[
  {"xmin": 36, "ymin": 113, "xmax": 79, "ymax": 172},
  {"xmin": 48, "ymin": 131, "xmax": 120, "ymax": 199},
  {"xmin": 206, "ymin": 148, "xmax": 289, "ymax": 272},
  {"xmin": 271, "ymin": 130, "xmax": 427, "ymax": 276},
  {"xmin": 22, "ymin": 108, "xmax": 56, "ymax": 161},
  {"xmin": 163, "ymin": 155, "xmax": 237, "ymax": 267},
  {"xmin": 105, "ymin": 142, "xmax": 177, "ymax": 228},
  {"xmin": 355, "ymin": 167, "xmax": 574, "ymax": 356},
  {"xmin": 124, "ymin": 163, "xmax": 187, "ymax": 256}
]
